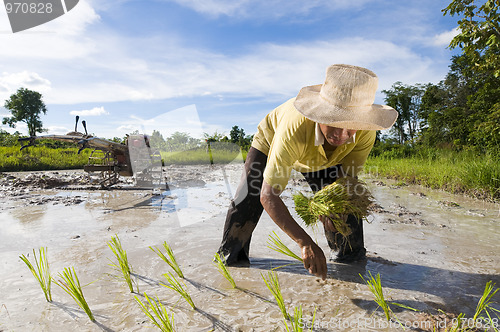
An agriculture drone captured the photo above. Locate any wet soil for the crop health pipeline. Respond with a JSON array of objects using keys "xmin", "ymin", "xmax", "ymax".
[{"xmin": 0, "ymin": 164, "xmax": 499, "ymax": 331}]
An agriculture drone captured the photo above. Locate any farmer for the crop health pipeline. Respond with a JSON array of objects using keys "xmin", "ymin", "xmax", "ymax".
[{"xmin": 216, "ymin": 64, "xmax": 398, "ymax": 279}]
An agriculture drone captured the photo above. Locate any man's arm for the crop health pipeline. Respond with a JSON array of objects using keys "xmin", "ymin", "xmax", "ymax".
[{"xmin": 260, "ymin": 181, "xmax": 327, "ymax": 280}]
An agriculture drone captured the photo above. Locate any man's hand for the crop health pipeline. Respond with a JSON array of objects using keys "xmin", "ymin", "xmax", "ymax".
[
  {"xmin": 301, "ymin": 241, "xmax": 327, "ymax": 280},
  {"xmin": 319, "ymin": 214, "xmax": 348, "ymax": 233},
  {"xmin": 260, "ymin": 181, "xmax": 328, "ymax": 280}
]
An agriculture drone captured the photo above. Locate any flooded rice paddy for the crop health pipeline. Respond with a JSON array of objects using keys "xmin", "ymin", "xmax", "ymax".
[{"xmin": 0, "ymin": 164, "xmax": 499, "ymax": 331}]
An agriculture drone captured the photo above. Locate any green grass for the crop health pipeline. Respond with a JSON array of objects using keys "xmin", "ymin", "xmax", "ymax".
[
  {"xmin": 213, "ymin": 253, "xmax": 237, "ymax": 289},
  {"xmin": 150, "ymin": 242, "xmax": 184, "ymax": 278},
  {"xmin": 366, "ymin": 148, "xmax": 500, "ymax": 201},
  {"xmin": 19, "ymin": 247, "xmax": 52, "ymax": 302},
  {"xmin": 135, "ymin": 293, "xmax": 176, "ymax": 332},
  {"xmin": 107, "ymin": 235, "xmax": 137, "ymax": 293},
  {"xmin": 54, "ymin": 267, "xmax": 95, "ymax": 322},
  {"xmin": 0, "ymin": 146, "xmax": 90, "ymax": 172},
  {"xmin": 161, "ymin": 147, "xmax": 246, "ymax": 165},
  {"xmin": 161, "ymin": 272, "xmax": 196, "ymax": 310}
]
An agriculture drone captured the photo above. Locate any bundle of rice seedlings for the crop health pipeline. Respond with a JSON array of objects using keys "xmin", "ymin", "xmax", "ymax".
[
  {"xmin": 55, "ymin": 267, "xmax": 94, "ymax": 322},
  {"xmin": 150, "ymin": 242, "xmax": 184, "ymax": 278},
  {"xmin": 161, "ymin": 272, "xmax": 196, "ymax": 310},
  {"xmin": 135, "ymin": 293, "xmax": 176, "ymax": 332},
  {"xmin": 107, "ymin": 235, "xmax": 137, "ymax": 293},
  {"xmin": 294, "ymin": 177, "xmax": 373, "ymax": 237},
  {"xmin": 213, "ymin": 253, "xmax": 237, "ymax": 289},
  {"xmin": 19, "ymin": 247, "xmax": 52, "ymax": 302}
]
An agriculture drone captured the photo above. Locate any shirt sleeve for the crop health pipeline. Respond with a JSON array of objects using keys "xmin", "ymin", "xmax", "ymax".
[
  {"xmin": 264, "ymin": 134, "xmax": 302, "ymax": 191},
  {"xmin": 340, "ymin": 130, "xmax": 376, "ymax": 177}
]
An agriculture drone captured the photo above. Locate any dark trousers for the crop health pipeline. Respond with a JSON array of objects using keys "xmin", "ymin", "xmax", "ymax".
[{"xmin": 217, "ymin": 147, "xmax": 365, "ymax": 265}]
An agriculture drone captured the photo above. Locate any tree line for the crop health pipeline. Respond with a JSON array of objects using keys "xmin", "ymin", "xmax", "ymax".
[{"xmin": 380, "ymin": 0, "xmax": 499, "ymax": 156}]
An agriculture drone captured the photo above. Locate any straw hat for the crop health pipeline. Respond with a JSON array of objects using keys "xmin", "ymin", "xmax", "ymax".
[{"xmin": 294, "ymin": 64, "xmax": 398, "ymax": 130}]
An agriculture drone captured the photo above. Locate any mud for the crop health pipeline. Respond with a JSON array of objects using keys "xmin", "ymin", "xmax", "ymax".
[{"xmin": 0, "ymin": 164, "xmax": 499, "ymax": 331}]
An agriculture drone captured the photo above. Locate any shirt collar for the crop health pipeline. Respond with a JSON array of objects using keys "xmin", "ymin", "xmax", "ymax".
[{"xmin": 314, "ymin": 123, "xmax": 356, "ymax": 146}]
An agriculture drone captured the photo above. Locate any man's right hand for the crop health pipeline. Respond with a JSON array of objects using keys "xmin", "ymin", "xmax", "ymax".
[{"xmin": 301, "ymin": 241, "xmax": 327, "ymax": 280}]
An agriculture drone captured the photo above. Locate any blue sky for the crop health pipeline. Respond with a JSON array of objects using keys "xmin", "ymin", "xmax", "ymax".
[{"xmin": 0, "ymin": 0, "xmax": 461, "ymax": 140}]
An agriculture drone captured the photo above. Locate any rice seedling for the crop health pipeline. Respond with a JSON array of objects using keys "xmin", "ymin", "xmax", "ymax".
[
  {"xmin": 267, "ymin": 231, "xmax": 303, "ymax": 263},
  {"xmin": 359, "ymin": 271, "xmax": 417, "ymax": 327},
  {"xmin": 135, "ymin": 293, "xmax": 176, "ymax": 332},
  {"xmin": 150, "ymin": 242, "xmax": 184, "ymax": 278},
  {"xmin": 54, "ymin": 267, "xmax": 94, "ymax": 322},
  {"xmin": 294, "ymin": 177, "xmax": 373, "ymax": 237},
  {"xmin": 19, "ymin": 247, "xmax": 52, "ymax": 302},
  {"xmin": 360, "ymin": 271, "xmax": 392, "ymax": 321},
  {"xmin": 446, "ymin": 312, "xmax": 466, "ymax": 332},
  {"xmin": 261, "ymin": 271, "xmax": 289, "ymax": 321},
  {"xmin": 107, "ymin": 235, "xmax": 137, "ymax": 293},
  {"xmin": 161, "ymin": 272, "xmax": 196, "ymax": 310},
  {"xmin": 285, "ymin": 305, "xmax": 316, "ymax": 332},
  {"xmin": 213, "ymin": 253, "xmax": 237, "ymax": 289},
  {"xmin": 472, "ymin": 280, "xmax": 500, "ymax": 329}
]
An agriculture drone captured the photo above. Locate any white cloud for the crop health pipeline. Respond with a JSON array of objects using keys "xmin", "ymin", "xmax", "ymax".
[
  {"xmin": 116, "ymin": 104, "xmax": 206, "ymax": 138},
  {"xmin": 0, "ymin": 0, "xmax": 450, "ymax": 109},
  {"xmin": 70, "ymin": 106, "xmax": 109, "ymax": 116},
  {"xmin": 0, "ymin": 71, "xmax": 52, "ymax": 97},
  {"xmin": 433, "ymin": 28, "xmax": 460, "ymax": 47},
  {"xmin": 168, "ymin": 0, "xmax": 372, "ymax": 18},
  {"xmin": 45, "ymin": 125, "xmax": 70, "ymax": 134}
]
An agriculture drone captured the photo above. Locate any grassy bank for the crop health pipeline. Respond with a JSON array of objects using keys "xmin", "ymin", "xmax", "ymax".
[
  {"xmin": 365, "ymin": 147, "xmax": 500, "ymax": 201},
  {"xmin": 0, "ymin": 146, "xmax": 90, "ymax": 172},
  {"xmin": 162, "ymin": 147, "xmax": 247, "ymax": 165}
]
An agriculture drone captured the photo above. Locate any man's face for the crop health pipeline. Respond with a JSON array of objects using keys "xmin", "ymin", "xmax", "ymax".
[{"xmin": 319, "ymin": 124, "xmax": 357, "ymax": 147}]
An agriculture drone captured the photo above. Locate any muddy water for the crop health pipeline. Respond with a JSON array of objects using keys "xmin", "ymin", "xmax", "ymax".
[{"xmin": 0, "ymin": 164, "xmax": 499, "ymax": 331}]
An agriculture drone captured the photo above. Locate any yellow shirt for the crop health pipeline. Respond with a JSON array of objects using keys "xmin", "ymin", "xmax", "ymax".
[{"xmin": 251, "ymin": 98, "xmax": 376, "ymax": 190}]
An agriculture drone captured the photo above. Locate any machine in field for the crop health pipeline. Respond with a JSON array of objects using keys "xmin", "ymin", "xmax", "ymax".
[{"xmin": 19, "ymin": 116, "xmax": 164, "ymax": 188}]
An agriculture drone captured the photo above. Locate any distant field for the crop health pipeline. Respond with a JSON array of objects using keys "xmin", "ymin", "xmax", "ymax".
[{"xmin": 0, "ymin": 146, "xmax": 90, "ymax": 172}]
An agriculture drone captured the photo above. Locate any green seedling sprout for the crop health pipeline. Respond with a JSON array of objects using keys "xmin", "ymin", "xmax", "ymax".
[
  {"xmin": 107, "ymin": 235, "xmax": 137, "ymax": 293},
  {"xmin": 359, "ymin": 271, "xmax": 417, "ymax": 328},
  {"xmin": 267, "ymin": 231, "xmax": 303, "ymax": 263},
  {"xmin": 55, "ymin": 267, "xmax": 94, "ymax": 322},
  {"xmin": 135, "ymin": 293, "xmax": 176, "ymax": 332},
  {"xmin": 213, "ymin": 252, "xmax": 237, "ymax": 289},
  {"xmin": 473, "ymin": 280, "xmax": 500, "ymax": 326},
  {"xmin": 19, "ymin": 247, "xmax": 52, "ymax": 302},
  {"xmin": 150, "ymin": 242, "xmax": 184, "ymax": 278},
  {"xmin": 360, "ymin": 271, "xmax": 392, "ymax": 321},
  {"xmin": 262, "ymin": 271, "xmax": 289, "ymax": 321},
  {"xmin": 285, "ymin": 305, "xmax": 316, "ymax": 332},
  {"xmin": 161, "ymin": 272, "xmax": 195, "ymax": 310}
]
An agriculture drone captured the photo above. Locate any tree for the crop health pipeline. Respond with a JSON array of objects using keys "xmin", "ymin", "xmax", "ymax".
[
  {"xmin": 229, "ymin": 125, "xmax": 245, "ymax": 144},
  {"xmin": 382, "ymin": 82, "xmax": 426, "ymax": 144},
  {"xmin": 3, "ymin": 88, "xmax": 47, "ymax": 137},
  {"xmin": 444, "ymin": 0, "xmax": 500, "ymax": 77}
]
